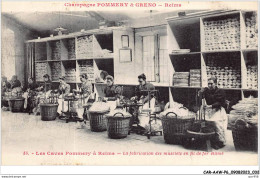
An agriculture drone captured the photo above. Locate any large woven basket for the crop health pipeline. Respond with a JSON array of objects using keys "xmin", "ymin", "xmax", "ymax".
[
  {"xmin": 40, "ymin": 103, "xmax": 58, "ymax": 121},
  {"xmin": 106, "ymin": 112, "xmax": 131, "ymax": 139},
  {"xmin": 232, "ymin": 127, "xmax": 258, "ymax": 152},
  {"xmin": 89, "ymin": 111, "xmax": 109, "ymax": 132},
  {"xmin": 8, "ymin": 98, "xmax": 25, "ymax": 112},
  {"xmin": 161, "ymin": 112, "xmax": 195, "ymax": 145}
]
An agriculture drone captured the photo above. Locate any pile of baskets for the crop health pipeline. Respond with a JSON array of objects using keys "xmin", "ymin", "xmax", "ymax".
[{"xmin": 88, "ymin": 101, "xmax": 132, "ymax": 139}]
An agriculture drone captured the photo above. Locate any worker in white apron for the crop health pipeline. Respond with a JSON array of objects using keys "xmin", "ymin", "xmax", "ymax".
[
  {"xmin": 57, "ymin": 76, "xmax": 70, "ymax": 115},
  {"xmin": 198, "ymin": 77, "xmax": 228, "ymax": 149},
  {"xmin": 131, "ymin": 73, "xmax": 161, "ymax": 132},
  {"xmin": 72, "ymin": 74, "xmax": 93, "ymax": 118}
]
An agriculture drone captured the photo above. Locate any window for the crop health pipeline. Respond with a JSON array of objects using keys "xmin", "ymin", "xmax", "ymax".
[
  {"xmin": 158, "ymin": 35, "xmax": 168, "ymax": 83},
  {"xmin": 2, "ymin": 28, "xmax": 15, "ymax": 80},
  {"xmin": 142, "ymin": 35, "xmax": 168, "ymax": 83},
  {"xmin": 143, "ymin": 36, "xmax": 156, "ymax": 82}
]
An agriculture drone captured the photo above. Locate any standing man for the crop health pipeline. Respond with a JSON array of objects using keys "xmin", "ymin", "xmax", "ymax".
[{"xmin": 198, "ymin": 77, "xmax": 228, "ymax": 149}]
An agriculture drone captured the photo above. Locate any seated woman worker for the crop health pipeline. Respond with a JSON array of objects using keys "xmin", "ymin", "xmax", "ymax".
[
  {"xmin": 79, "ymin": 74, "xmax": 93, "ymax": 101},
  {"xmin": 1, "ymin": 76, "xmax": 11, "ymax": 108},
  {"xmin": 33, "ymin": 74, "xmax": 55, "ymax": 115},
  {"xmin": 198, "ymin": 77, "xmax": 228, "ymax": 149},
  {"xmin": 103, "ymin": 75, "xmax": 122, "ymax": 110},
  {"xmin": 72, "ymin": 74, "xmax": 93, "ymax": 119},
  {"xmin": 40, "ymin": 74, "xmax": 54, "ymax": 93},
  {"xmin": 56, "ymin": 76, "xmax": 71, "ymax": 115},
  {"xmin": 132, "ymin": 73, "xmax": 156, "ymax": 106},
  {"xmin": 22, "ymin": 77, "xmax": 41, "ymax": 111},
  {"xmin": 130, "ymin": 73, "xmax": 160, "ymax": 132},
  {"xmin": 1, "ymin": 76, "xmax": 11, "ymax": 94},
  {"xmin": 10, "ymin": 75, "xmax": 23, "ymax": 96}
]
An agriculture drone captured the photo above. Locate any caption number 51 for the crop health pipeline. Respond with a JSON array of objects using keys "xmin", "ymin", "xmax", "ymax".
[{"xmin": 23, "ymin": 151, "xmax": 29, "ymax": 155}]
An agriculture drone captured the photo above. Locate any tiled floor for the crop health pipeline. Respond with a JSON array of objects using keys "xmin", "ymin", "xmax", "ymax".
[{"xmin": 1, "ymin": 111, "xmax": 258, "ymax": 166}]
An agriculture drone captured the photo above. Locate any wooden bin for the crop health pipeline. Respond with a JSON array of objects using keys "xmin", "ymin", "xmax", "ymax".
[
  {"xmin": 106, "ymin": 112, "xmax": 131, "ymax": 139},
  {"xmin": 8, "ymin": 98, "xmax": 25, "ymax": 112},
  {"xmin": 40, "ymin": 103, "xmax": 59, "ymax": 121}
]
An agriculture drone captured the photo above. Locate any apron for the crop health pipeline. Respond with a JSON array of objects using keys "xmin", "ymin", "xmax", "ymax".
[
  {"xmin": 70, "ymin": 95, "xmax": 91, "ymax": 119},
  {"xmin": 22, "ymin": 92, "xmax": 29, "ymax": 109},
  {"xmin": 201, "ymin": 107, "xmax": 228, "ymax": 146},
  {"xmin": 33, "ymin": 91, "xmax": 53, "ymax": 115},
  {"xmin": 106, "ymin": 101, "xmax": 117, "ymax": 111},
  {"xmin": 138, "ymin": 98, "xmax": 162, "ymax": 132},
  {"xmin": 57, "ymin": 97, "xmax": 68, "ymax": 114}
]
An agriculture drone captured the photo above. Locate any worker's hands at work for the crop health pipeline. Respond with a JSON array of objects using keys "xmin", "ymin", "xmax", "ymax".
[
  {"xmin": 198, "ymin": 88, "xmax": 206, "ymax": 96},
  {"xmin": 203, "ymin": 105, "xmax": 212, "ymax": 109},
  {"xmin": 102, "ymin": 97, "xmax": 108, "ymax": 102},
  {"xmin": 130, "ymin": 96, "xmax": 137, "ymax": 101}
]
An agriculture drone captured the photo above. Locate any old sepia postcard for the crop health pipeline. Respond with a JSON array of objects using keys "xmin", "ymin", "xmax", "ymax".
[{"xmin": 1, "ymin": 0, "xmax": 259, "ymax": 176}]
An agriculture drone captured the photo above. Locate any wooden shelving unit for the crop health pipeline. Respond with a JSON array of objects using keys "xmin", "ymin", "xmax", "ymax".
[
  {"xmin": 30, "ymin": 27, "xmax": 124, "ymax": 91},
  {"xmin": 167, "ymin": 10, "xmax": 258, "ymax": 110},
  {"xmin": 27, "ymin": 10, "xmax": 258, "ymax": 106}
]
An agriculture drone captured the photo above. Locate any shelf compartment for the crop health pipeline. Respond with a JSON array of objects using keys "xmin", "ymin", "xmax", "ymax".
[
  {"xmin": 47, "ymin": 40, "xmax": 61, "ymax": 61},
  {"xmin": 35, "ymin": 42, "xmax": 47, "ymax": 61},
  {"xmin": 35, "ymin": 62, "xmax": 47, "ymax": 82},
  {"xmin": 76, "ymin": 35, "xmax": 93, "ymax": 59},
  {"xmin": 170, "ymin": 88, "xmax": 200, "ymax": 112},
  {"xmin": 169, "ymin": 52, "xmax": 201, "ymax": 56},
  {"xmin": 242, "ymin": 90, "xmax": 258, "ymax": 99},
  {"xmin": 168, "ymin": 17, "xmax": 201, "ymax": 52},
  {"xmin": 202, "ymin": 12, "xmax": 241, "ymax": 52},
  {"xmin": 204, "ymin": 52, "xmax": 241, "ymax": 89},
  {"xmin": 78, "ymin": 60, "xmax": 95, "ymax": 83},
  {"xmin": 243, "ymin": 11, "xmax": 258, "ymax": 49},
  {"xmin": 93, "ymin": 33, "xmax": 114, "ymax": 58},
  {"xmin": 242, "ymin": 50, "xmax": 258, "ymax": 90},
  {"xmin": 170, "ymin": 53, "xmax": 201, "ymax": 72},
  {"xmin": 170, "ymin": 53, "xmax": 201, "ymax": 87},
  {"xmin": 61, "ymin": 38, "xmax": 76, "ymax": 60},
  {"xmin": 49, "ymin": 61, "xmax": 62, "ymax": 82},
  {"xmin": 94, "ymin": 58, "xmax": 114, "ymax": 78},
  {"xmin": 62, "ymin": 61, "xmax": 76, "ymax": 83}
]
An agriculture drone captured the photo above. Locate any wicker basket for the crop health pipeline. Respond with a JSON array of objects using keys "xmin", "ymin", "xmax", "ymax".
[
  {"xmin": 8, "ymin": 98, "xmax": 25, "ymax": 112},
  {"xmin": 40, "ymin": 103, "xmax": 59, "ymax": 121},
  {"xmin": 232, "ymin": 126, "xmax": 258, "ymax": 152},
  {"xmin": 161, "ymin": 112, "xmax": 195, "ymax": 145},
  {"xmin": 89, "ymin": 111, "xmax": 109, "ymax": 132},
  {"xmin": 106, "ymin": 112, "xmax": 131, "ymax": 139}
]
